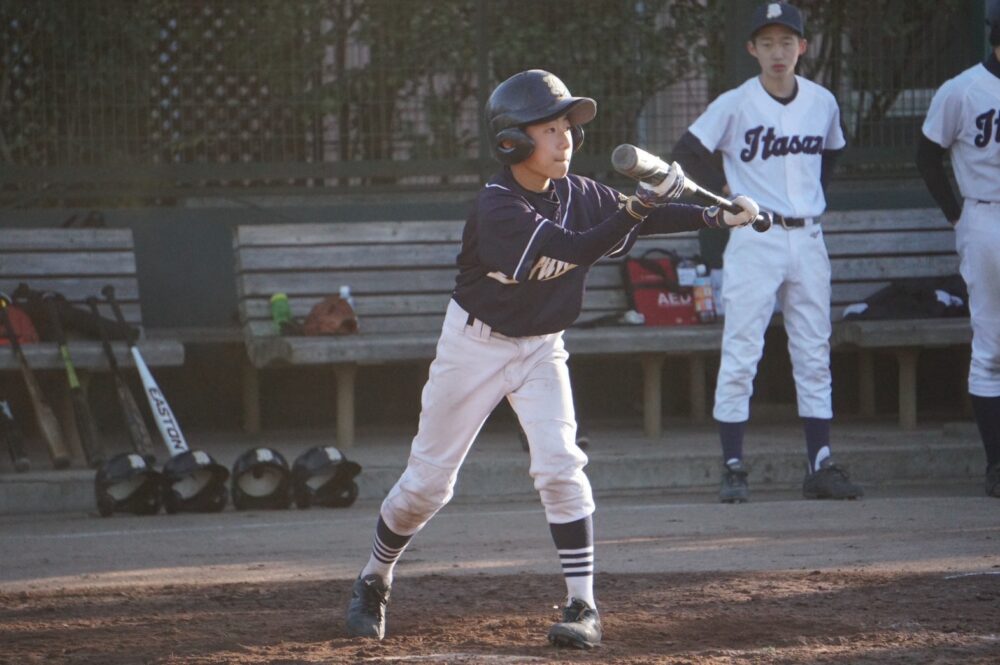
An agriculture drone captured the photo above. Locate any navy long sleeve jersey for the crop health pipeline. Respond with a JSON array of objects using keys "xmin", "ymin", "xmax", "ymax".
[{"xmin": 452, "ymin": 168, "xmax": 705, "ymax": 337}]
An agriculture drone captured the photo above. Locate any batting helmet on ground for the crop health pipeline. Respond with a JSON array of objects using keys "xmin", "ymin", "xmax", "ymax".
[
  {"xmin": 485, "ymin": 70, "xmax": 596, "ymax": 165},
  {"xmin": 95, "ymin": 452, "xmax": 161, "ymax": 517},
  {"xmin": 161, "ymin": 449, "xmax": 229, "ymax": 514},
  {"xmin": 230, "ymin": 446, "xmax": 292, "ymax": 511},
  {"xmin": 292, "ymin": 445, "xmax": 362, "ymax": 508}
]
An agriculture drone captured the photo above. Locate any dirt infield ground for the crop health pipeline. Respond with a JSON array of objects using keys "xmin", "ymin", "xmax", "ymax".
[
  {"xmin": 3, "ymin": 569, "xmax": 999, "ymax": 664},
  {"xmin": 2, "ymin": 488, "xmax": 999, "ymax": 664}
]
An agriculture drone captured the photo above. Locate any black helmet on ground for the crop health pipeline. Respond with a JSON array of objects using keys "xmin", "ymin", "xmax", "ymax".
[
  {"xmin": 291, "ymin": 445, "xmax": 362, "ymax": 508},
  {"xmin": 161, "ymin": 449, "xmax": 229, "ymax": 514},
  {"xmin": 230, "ymin": 446, "xmax": 291, "ymax": 510},
  {"xmin": 95, "ymin": 452, "xmax": 162, "ymax": 517}
]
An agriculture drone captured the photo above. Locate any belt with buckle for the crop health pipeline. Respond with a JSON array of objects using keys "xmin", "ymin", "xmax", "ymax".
[{"xmin": 773, "ymin": 214, "xmax": 807, "ymax": 228}]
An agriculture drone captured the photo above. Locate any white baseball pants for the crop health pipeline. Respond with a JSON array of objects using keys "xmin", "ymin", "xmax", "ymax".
[
  {"xmin": 713, "ymin": 222, "xmax": 833, "ymax": 423},
  {"xmin": 956, "ymin": 200, "xmax": 1000, "ymax": 397},
  {"xmin": 380, "ymin": 299, "xmax": 594, "ymax": 536}
]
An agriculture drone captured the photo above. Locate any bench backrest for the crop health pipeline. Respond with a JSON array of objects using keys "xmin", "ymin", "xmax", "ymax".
[
  {"xmin": 0, "ymin": 228, "xmax": 145, "ymax": 328},
  {"xmin": 233, "ymin": 208, "xmax": 957, "ymax": 338}
]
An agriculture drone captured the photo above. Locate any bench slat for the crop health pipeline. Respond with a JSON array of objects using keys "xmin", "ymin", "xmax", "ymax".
[
  {"xmin": 0, "ymin": 252, "xmax": 137, "ymax": 276},
  {"xmin": 235, "ymin": 221, "xmax": 465, "ymax": 246},
  {"xmin": 0, "ymin": 340, "xmax": 184, "ymax": 371},
  {"xmin": 0, "ymin": 228, "xmax": 134, "ymax": 251},
  {"xmin": 236, "ymin": 245, "xmax": 460, "ymax": 271},
  {"xmin": 826, "ymin": 231, "xmax": 955, "ymax": 256}
]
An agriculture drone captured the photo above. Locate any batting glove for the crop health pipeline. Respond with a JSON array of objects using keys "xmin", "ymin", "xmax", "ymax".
[
  {"xmin": 702, "ymin": 194, "xmax": 760, "ymax": 228},
  {"xmin": 634, "ymin": 161, "xmax": 687, "ymax": 207}
]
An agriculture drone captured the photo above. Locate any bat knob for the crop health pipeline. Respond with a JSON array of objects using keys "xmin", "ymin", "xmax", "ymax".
[{"xmin": 752, "ymin": 212, "xmax": 773, "ymax": 233}]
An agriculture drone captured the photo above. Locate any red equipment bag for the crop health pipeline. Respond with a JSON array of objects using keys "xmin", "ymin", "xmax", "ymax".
[
  {"xmin": 0, "ymin": 303, "xmax": 40, "ymax": 345},
  {"xmin": 622, "ymin": 250, "xmax": 698, "ymax": 326}
]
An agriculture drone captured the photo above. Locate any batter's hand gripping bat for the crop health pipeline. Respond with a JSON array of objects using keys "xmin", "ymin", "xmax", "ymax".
[
  {"xmin": 0, "ymin": 297, "xmax": 72, "ymax": 469},
  {"xmin": 102, "ymin": 285, "xmax": 189, "ymax": 457},
  {"xmin": 86, "ymin": 296, "xmax": 157, "ymax": 459},
  {"xmin": 44, "ymin": 294, "xmax": 105, "ymax": 468},
  {"xmin": 611, "ymin": 143, "xmax": 772, "ymax": 232}
]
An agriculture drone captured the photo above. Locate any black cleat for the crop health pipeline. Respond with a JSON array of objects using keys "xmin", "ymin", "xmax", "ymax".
[
  {"xmin": 986, "ymin": 463, "xmax": 1000, "ymax": 498},
  {"xmin": 803, "ymin": 458, "xmax": 863, "ymax": 500},
  {"xmin": 346, "ymin": 574, "xmax": 390, "ymax": 639},
  {"xmin": 719, "ymin": 459, "xmax": 749, "ymax": 503},
  {"xmin": 548, "ymin": 598, "xmax": 602, "ymax": 649}
]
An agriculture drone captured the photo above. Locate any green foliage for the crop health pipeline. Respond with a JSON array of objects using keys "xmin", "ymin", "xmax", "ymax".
[{"xmin": 0, "ymin": 0, "xmax": 981, "ymax": 187}]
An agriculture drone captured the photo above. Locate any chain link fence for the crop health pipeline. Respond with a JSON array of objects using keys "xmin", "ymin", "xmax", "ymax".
[{"xmin": 0, "ymin": 0, "xmax": 985, "ymax": 204}]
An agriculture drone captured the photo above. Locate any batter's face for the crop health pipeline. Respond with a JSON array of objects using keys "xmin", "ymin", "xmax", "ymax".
[
  {"xmin": 510, "ymin": 115, "xmax": 573, "ymax": 193},
  {"xmin": 748, "ymin": 25, "xmax": 807, "ymax": 83}
]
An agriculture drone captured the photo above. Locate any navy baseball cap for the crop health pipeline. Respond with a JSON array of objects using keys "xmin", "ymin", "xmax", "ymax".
[{"xmin": 749, "ymin": 2, "xmax": 805, "ymax": 39}]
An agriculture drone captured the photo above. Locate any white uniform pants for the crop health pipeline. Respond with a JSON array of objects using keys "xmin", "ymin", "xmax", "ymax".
[
  {"xmin": 956, "ymin": 200, "xmax": 1000, "ymax": 397},
  {"xmin": 714, "ymin": 222, "xmax": 833, "ymax": 423},
  {"xmin": 380, "ymin": 299, "xmax": 593, "ymax": 536}
]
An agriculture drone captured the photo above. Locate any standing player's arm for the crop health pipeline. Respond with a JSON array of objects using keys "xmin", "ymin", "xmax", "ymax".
[
  {"xmin": 916, "ymin": 135, "xmax": 962, "ymax": 224},
  {"xmin": 820, "ymin": 147, "xmax": 844, "ymax": 195},
  {"xmin": 671, "ymin": 131, "xmax": 728, "ymax": 196}
]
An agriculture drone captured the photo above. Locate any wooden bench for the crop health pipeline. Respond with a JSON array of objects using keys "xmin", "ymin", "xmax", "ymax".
[
  {"xmin": 823, "ymin": 209, "xmax": 968, "ymax": 429},
  {"xmin": 233, "ymin": 208, "xmax": 968, "ymax": 446},
  {"xmin": 0, "ymin": 228, "xmax": 185, "ymax": 465}
]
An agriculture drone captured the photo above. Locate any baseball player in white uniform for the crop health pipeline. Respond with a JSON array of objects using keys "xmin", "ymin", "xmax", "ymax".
[
  {"xmin": 917, "ymin": 0, "xmax": 1000, "ymax": 498},
  {"xmin": 343, "ymin": 69, "xmax": 759, "ymax": 648},
  {"xmin": 673, "ymin": 2, "xmax": 862, "ymax": 503}
]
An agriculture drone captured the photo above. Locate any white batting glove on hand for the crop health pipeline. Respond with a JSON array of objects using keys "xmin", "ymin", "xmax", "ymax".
[
  {"xmin": 634, "ymin": 161, "xmax": 687, "ymax": 207},
  {"xmin": 702, "ymin": 194, "xmax": 760, "ymax": 228}
]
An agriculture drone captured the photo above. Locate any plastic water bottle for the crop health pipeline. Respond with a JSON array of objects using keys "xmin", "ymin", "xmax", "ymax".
[
  {"xmin": 676, "ymin": 258, "xmax": 697, "ymax": 288},
  {"xmin": 339, "ymin": 285, "xmax": 355, "ymax": 309},
  {"xmin": 269, "ymin": 292, "xmax": 291, "ymax": 334},
  {"xmin": 710, "ymin": 268, "xmax": 724, "ymax": 319},
  {"xmin": 693, "ymin": 264, "xmax": 716, "ymax": 324}
]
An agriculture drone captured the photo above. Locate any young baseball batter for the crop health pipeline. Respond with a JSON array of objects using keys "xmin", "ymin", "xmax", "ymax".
[
  {"xmin": 917, "ymin": 0, "xmax": 1000, "ymax": 498},
  {"xmin": 344, "ymin": 69, "xmax": 760, "ymax": 648},
  {"xmin": 672, "ymin": 1, "xmax": 862, "ymax": 503}
]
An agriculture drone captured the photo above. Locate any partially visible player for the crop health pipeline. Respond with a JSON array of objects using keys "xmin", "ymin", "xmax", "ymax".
[
  {"xmin": 917, "ymin": 0, "xmax": 1000, "ymax": 497},
  {"xmin": 672, "ymin": 2, "xmax": 862, "ymax": 503},
  {"xmin": 343, "ymin": 69, "xmax": 759, "ymax": 649}
]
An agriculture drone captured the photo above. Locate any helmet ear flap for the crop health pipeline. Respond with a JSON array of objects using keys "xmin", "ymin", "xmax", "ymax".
[
  {"xmin": 494, "ymin": 127, "xmax": 534, "ymax": 165},
  {"xmin": 571, "ymin": 125, "xmax": 584, "ymax": 152}
]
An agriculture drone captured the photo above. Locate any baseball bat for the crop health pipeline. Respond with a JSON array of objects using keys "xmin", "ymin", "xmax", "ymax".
[
  {"xmin": 0, "ymin": 299, "xmax": 71, "ymax": 469},
  {"xmin": 44, "ymin": 295, "xmax": 105, "ymax": 468},
  {"xmin": 86, "ymin": 296, "xmax": 157, "ymax": 459},
  {"xmin": 0, "ymin": 399, "xmax": 30, "ymax": 472},
  {"xmin": 611, "ymin": 143, "xmax": 772, "ymax": 233},
  {"xmin": 102, "ymin": 285, "xmax": 189, "ymax": 457}
]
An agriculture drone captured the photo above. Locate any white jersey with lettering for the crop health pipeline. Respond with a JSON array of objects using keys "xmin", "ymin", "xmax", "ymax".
[
  {"xmin": 923, "ymin": 56, "xmax": 1000, "ymax": 397},
  {"xmin": 921, "ymin": 60, "xmax": 1000, "ymax": 203},
  {"xmin": 689, "ymin": 75, "xmax": 845, "ymax": 219}
]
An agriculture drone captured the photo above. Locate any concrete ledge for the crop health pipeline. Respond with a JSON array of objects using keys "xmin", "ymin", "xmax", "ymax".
[{"xmin": 0, "ymin": 421, "xmax": 985, "ymax": 515}]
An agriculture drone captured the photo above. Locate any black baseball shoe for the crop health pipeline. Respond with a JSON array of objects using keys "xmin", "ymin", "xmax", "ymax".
[
  {"xmin": 986, "ymin": 463, "xmax": 1000, "ymax": 498},
  {"xmin": 803, "ymin": 458, "xmax": 863, "ymax": 500},
  {"xmin": 719, "ymin": 459, "xmax": 749, "ymax": 503},
  {"xmin": 548, "ymin": 598, "xmax": 602, "ymax": 649},
  {"xmin": 346, "ymin": 574, "xmax": 391, "ymax": 639}
]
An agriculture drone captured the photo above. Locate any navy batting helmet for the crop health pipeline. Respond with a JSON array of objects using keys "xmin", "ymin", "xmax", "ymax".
[
  {"xmin": 162, "ymin": 449, "xmax": 229, "ymax": 514},
  {"xmin": 292, "ymin": 445, "xmax": 362, "ymax": 508},
  {"xmin": 485, "ymin": 70, "xmax": 596, "ymax": 165},
  {"xmin": 230, "ymin": 446, "xmax": 292, "ymax": 511},
  {"xmin": 95, "ymin": 452, "xmax": 162, "ymax": 517}
]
